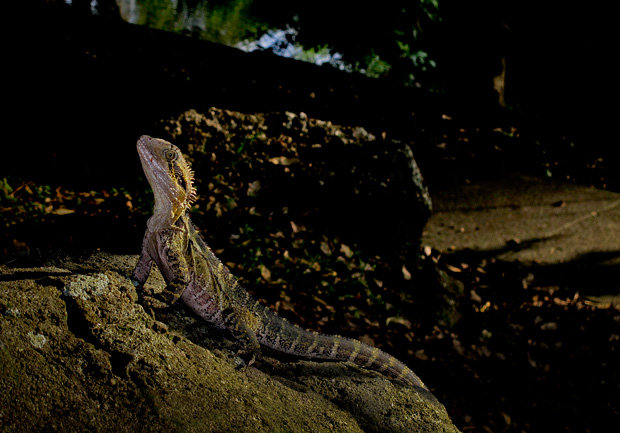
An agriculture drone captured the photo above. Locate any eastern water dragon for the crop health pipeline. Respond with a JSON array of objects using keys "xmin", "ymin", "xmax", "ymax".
[{"xmin": 133, "ymin": 135, "xmax": 427, "ymax": 389}]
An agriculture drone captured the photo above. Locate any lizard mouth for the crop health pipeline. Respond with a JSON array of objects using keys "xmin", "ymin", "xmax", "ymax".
[
  {"xmin": 137, "ymin": 135, "xmax": 155, "ymax": 162},
  {"xmin": 137, "ymin": 136, "xmax": 167, "ymax": 191}
]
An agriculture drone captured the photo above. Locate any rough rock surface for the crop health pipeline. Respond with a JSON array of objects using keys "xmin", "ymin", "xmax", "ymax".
[{"xmin": 0, "ymin": 251, "xmax": 459, "ymax": 433}]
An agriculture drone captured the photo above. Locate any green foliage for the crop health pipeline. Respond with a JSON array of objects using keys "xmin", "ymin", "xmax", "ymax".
[
  {"xmin": 198, "ymin": 0, "xmax": 265, "ymax": 46},
  {"xmin": 132, "ymin": 0, "xmax": 179, "ymax": 32},
  {"xmin": 0, "ymin": 178, "xmax": 14, "ymax": 197},
  {"xmin": 291, "ymin": 44, "xmax": 333, "ymax": 66},
  {"xmin": 248, "ymin": 0, "xmax": 441, "ymax": 85},
  {"xmin": 360, "ymin": 51, "xmax": 392, "ymax": 79},
  {"xmin": 129, "ymin": 0, "xmax": 267, "ymax": 45},
  {"xmin": 120, "ymin": 1, "xmax": 441, "ymax": 86}
]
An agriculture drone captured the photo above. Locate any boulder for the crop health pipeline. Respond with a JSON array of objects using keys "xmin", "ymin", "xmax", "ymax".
[
  {"xmin": 0, "ymin": 251, "xmax": 459, "ymax": 433},
  {"xmin": 158, "ymin": 108, "xmax": 432, "ymax": 263}
]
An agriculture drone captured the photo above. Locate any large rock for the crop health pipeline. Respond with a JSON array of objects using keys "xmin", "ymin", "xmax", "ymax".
[
  {"xmin": 0, "ymin": 251, "xmax": 459, "ymax": 433},
  {"xmin": 158, "ymin": 108, "xmax": 432, "ymax": 263}
]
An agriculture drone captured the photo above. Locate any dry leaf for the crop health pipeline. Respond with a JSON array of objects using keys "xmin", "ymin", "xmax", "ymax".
[
  {"xmin": 340, "ymin": 244, "xmax": 353, "ymax": 258},
  {"xmin": 246, "ymin": 180, "xmax": 261, "ymax": 196},
  {"xmin": 320, "ymin": 241, "xmax": 332, "ymax": 255},
  {"xmin": 401, "ymin": 265, "xmax": 412, "ymax": 280},
  {"xmin": 269, "ymin": 156, "xmax": 300, "ymax": 166},
  {"xmin": 501, "ymin": 412, "xmax": 512, "ymax": 425},
  {"xmin": 259, "ymin": 265, "xmax": 271, "ymax": 282},
  {"xmin": 414, "ymin": 349, "xmax": 429, "ymax": 361},
  {"xmin": 445, "ymin": 263, "xmax": 462, "ymax": 273},
  {"xmin": 540, "ymin": 322, "xmax": 559, "ymax": 331},
  {"xmin": 386, "ymin": 316, "xmax": 412, "ymax": 329},
  {"xmin": 290, "ymin": 221, "xmax": 306, "ymax": 233},
  {"xmin": 470, "ymin": 290, "xmax": 482, "ymax": 303}
]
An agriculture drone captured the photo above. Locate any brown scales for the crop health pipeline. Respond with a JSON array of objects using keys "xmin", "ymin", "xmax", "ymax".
[{"xmin": 133, "ymin": 135, "xmax": 427, "ymax": 390}]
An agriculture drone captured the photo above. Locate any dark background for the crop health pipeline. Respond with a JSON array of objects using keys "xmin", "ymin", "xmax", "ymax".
[{"xmin": 5, "ymin": 0, "xmax": 619, "ymax": 190}]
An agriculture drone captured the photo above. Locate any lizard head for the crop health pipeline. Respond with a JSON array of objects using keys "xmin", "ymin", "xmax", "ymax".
[{"xmin": 137, "ymin": 135, "xmax": 196, "ymax": 230}]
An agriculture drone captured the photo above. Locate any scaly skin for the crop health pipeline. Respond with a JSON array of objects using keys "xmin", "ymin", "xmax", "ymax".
[{"xmin": 133, "ymin": 135, "xmax": 427, "ymax": 389}]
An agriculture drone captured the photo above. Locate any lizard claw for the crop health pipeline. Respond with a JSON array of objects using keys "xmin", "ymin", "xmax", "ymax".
[
  {"xmin": 234, "ymin": 347, "xmax": 261, "ymax": 369},
  {"xmin": 246, "ymin": 353, "xmax": 257, "ymax": 368}
]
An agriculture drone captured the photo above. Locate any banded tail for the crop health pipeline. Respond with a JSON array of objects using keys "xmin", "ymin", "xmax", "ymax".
[{"xmin": 256, "ymin": 306, "xmax": 427, "ymax": 389}]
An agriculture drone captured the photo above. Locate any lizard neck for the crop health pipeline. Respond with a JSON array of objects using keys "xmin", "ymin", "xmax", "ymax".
[{"xmin": 147, "ymin": 201, "xmax": 186, "ymax": 232}]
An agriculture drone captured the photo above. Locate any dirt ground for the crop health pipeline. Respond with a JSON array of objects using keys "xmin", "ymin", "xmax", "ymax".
[{"xmin": 424, "ymin": 171, "xmax": 620, "ymax": 306}]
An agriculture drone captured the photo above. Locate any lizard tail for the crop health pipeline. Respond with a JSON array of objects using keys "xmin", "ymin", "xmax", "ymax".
[{"xmin": 257, "ymin": 308, "xmax": 427, "ymax": 389}]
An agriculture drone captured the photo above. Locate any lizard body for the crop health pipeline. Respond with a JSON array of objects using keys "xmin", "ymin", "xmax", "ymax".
[{"xmin": 133, "ymin": 135, "xmax": 427, "ymax": 389}]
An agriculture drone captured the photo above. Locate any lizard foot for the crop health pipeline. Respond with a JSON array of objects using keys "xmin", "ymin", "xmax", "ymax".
[{"xmin": 138, "ymin": 294, "xmax": 170, "ymax": 309}]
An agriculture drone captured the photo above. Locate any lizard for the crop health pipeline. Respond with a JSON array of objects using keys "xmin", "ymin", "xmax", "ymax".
[{"xmin": 133, "ymin": 135, "xmax": 427, "ymax": 390}]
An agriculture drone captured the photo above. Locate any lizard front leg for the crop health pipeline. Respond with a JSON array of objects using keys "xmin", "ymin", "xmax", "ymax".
[
  {"xmin": 140, "ymin": 235, "xmax": 191, "ymax": 309},
  {"xmin": 132, "ymin": 249, "xmax": 153, "ymax": 287}
]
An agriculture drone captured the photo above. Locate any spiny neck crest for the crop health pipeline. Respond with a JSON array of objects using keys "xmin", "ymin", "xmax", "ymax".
[{"xmin": 137, "ymin": 135, "xmax": 197, "ymax": 229}]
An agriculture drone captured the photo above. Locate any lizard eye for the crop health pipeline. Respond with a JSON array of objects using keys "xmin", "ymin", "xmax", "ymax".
[{"xmin": 163, "ymin": 149, "xmax": 177, "ymax": 161}]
